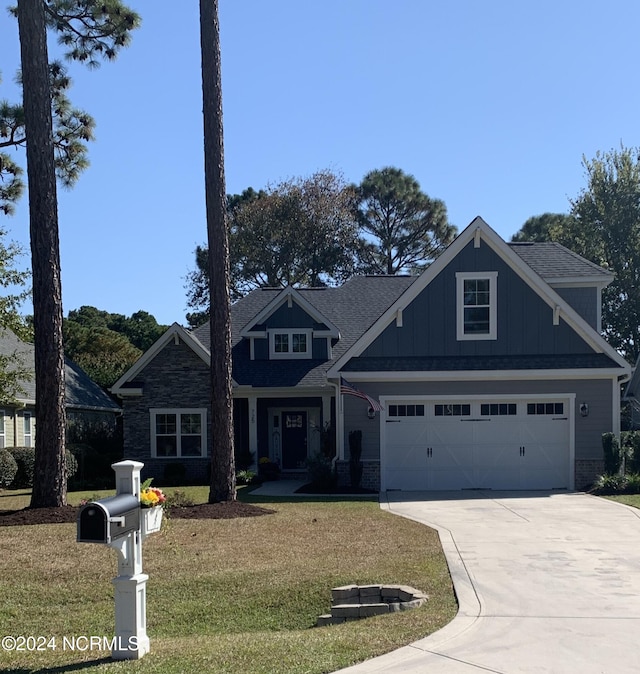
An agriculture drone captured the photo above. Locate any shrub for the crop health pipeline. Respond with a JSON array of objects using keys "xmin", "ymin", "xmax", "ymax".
[
  {"xmin": 236, "ymin": 469, "xmax": 257, "ymax": 485},
  {"xmin": 623, "ymin": 431, "xmax": 640, "ymax": 474},
  {"xmin": 165, "ymin": 490, "xmax": 195, "ymax": 508},
  {"xmin": 305, "ymin": 452, "xmax": 337, "ymax": 492},
  {"xmin": 8, "ymin": 447, "xmax": 35, "ymax": 488},
  {"xmin": 624, "ymin": 473, "xmax": 640, "ymax": 493},
  {"xmin": 602, "ymin": 433, "xmax": 623, "ymax": 476},
  {"xmin": 592, "ymin": 473, "xmax": 628, "ymax": 494},
  {"xmin": 7, "ymin": 446, "xmax": 79, "ymax": 488},
  {"xmin": 0, "ymin": 449, "xmax": 18, "ymax": 487}
]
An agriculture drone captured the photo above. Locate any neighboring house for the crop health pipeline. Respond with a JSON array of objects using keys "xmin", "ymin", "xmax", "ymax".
[
  {"xmin": 112, "ymin": 217, "xmax": 631, "ymax": 491},
  {"xmin": 0, "ymin": 328, "xmax": 121, "ymax": 448}
]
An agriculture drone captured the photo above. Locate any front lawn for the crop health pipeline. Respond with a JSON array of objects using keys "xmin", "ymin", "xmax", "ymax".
[
  {"xmin": 602, "ymin": 493, "xmax": 640, "ymax": 509},
  {"xmin": 0, "ymin": 487, "xmax": 457, "ymax": 674}
]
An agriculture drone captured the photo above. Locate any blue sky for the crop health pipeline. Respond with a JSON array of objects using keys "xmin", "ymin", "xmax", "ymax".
[{"xmin": 2, "ymin": 1, "xmax": 640, "ymax": 326}]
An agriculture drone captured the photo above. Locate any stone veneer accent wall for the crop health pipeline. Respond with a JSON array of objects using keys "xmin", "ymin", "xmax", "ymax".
[
  {"xmin": 335, "ymin": 460, "xmax": 380, "ymax": 491},
  {"xmin": 121, "ymin": 338, "xmax": 211, "ymax": 484},
  {"xmin": 575, "ymin": 459, "xmax": 604, "ymax": 491}
]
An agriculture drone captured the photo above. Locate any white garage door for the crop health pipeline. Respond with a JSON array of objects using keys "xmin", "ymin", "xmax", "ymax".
[{"xmin": 383, "ymin": 397, "xmax": 571, "ymax": 491}]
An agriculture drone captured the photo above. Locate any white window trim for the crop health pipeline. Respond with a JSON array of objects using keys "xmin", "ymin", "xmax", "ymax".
[
  {"xmin": 0, "ymin": 410, "xmax": 5, "ymax": 449},
  {"xmin": 150, "ymin": 408, "xmax": 207, "ymax": 458},
  {"xmin": 268, "ymin": 329, "xmax": 312, "ymax": 359},
  {"xmin": 456, "ymin": 272, "xmax": 498, "ymax": 341}
]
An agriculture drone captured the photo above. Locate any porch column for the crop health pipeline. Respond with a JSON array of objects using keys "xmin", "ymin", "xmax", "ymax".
[{"xmin": 248, "ymin": 394, "xmax": 258, "ymax": 468}]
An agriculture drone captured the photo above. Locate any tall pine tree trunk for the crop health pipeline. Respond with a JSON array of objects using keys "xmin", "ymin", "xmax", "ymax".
[
  {"xmin": 200, "ymin": 0, "xmax": 236, "ymax": 502},
  {"xmin": 17, "ymin": 0, "xmax": 67, "ymax": 508}
]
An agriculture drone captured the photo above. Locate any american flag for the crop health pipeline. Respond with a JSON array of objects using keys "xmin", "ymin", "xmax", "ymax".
[{"xmin": 340, "ymin": 377, "xmax": 384, "ymax": 412}]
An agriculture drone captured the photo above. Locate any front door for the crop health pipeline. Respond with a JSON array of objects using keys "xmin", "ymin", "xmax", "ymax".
[{"xmin": 281, "ymin": 411, "xmax": 308, "ymax": 470}]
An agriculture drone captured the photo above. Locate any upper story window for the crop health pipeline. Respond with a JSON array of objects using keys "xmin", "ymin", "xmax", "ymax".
[
  {"xmin": 151, "ymin": 408, "xmax": 206, "ymax": 458},
  {"xmin": 269, "ymin": 329, "xmax": 311, "ymax": 359},
  {"xmin": 456, "ymin": 272, "xmax": 498, "ymax": 341}
]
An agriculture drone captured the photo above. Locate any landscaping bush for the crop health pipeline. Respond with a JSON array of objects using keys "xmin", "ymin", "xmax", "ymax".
[
  {"xmin": 0, "ymin": 449, "xmax": 18, "ymax": 487},
  {"xmin": 236, "ymin": 469, "xmax": 257, "ymax": 485},
  {"xmin": 8, "ymin": 446, "xmax": 35, "ymax": 488},
  {"xmin": 602, "ymin": 432, "xmax": 623, "ymax": 475},
  {"xmin": 622, "ymin": 431, "xmax": 640, "ymax": 474},
  {"xmin": 8, "ymin": 446, "xmax": 79, "ymax": 487},
  {"xmin": 305, "ymin": 451, "xmax": 337, "ymax": 492},
  {"xmin": 591, "ymin": 472, "xmax": 640, "ymax": 495}
]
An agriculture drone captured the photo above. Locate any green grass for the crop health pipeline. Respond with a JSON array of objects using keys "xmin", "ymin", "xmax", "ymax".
[
  {"xmin": 602, "ymin": 493, "xmax": 640, "ymax": 509},
  {"xmin": 0, "ymin": 486, "xmax": 457, "ymax": 674}
]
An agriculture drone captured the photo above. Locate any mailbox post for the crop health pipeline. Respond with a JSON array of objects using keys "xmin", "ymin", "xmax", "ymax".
[{"xmin": 77, "ymin": 460, "xmax": 161, "ymax": 660}]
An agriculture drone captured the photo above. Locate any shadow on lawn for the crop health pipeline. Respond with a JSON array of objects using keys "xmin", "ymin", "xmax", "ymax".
[{"xmin": 4, "ymin": 657, "xmax": 113, "ymax": 673}]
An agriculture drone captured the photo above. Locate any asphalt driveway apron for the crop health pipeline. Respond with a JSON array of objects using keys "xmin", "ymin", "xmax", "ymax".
[{"xmin": 336, "ymin": 491, "xmax": 640, "ymax": 673}]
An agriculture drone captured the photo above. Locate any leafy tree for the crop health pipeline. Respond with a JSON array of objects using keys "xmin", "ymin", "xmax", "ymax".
[
  {"xmin": 512, "ymin": 147, "xmax": 640, "ymax": 363},
  {"xmin": 63, "ymin": 307, "xmax": 166, "ymax": 387},
  {"xmin": 10, "ymin": 0, "xmax": 140, "ymax": 508},
  {"xmin": 354, "ymin": 167, "xmax": 456, "ymax": 275},
  {"xmin": 569, "ymin": 147, "xmax": 640, "ymax": 362},
  {"xmin": 185, "ymin": 171, "xmax": 365, "ymax": 327},
  {"xmin": 200, "ymin": 0, "xmax": 236, "ymax": 502},
  {"xmin": 511, "ymin": 213, "xmax": 577, "ymax": 243},
  {"xmin": 0, "ymin": 226, "xmax": 31, "ymax": 403}
]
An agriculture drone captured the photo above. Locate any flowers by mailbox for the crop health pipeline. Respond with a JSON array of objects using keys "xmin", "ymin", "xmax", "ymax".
[{"xmin": 77, "ymin": 494, "xmax": 140, "ymax": 545}]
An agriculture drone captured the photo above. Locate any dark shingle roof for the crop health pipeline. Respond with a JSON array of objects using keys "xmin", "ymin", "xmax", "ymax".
[
  {"xmin": 0, "ymin": 329, "xmax": 120, "ymax": 411},
  {"xmin": 509, "ymin": 242, "xmax": 612, "ymax": 282},
  {"xmin": 194, "ymin": 276, "xmax": 417, "ymax": 388}
]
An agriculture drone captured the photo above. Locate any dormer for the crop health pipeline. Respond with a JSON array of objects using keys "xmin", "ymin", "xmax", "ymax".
[{"xmin": 240, "ymin": 287, "xmax": 340, "ymax": 361}]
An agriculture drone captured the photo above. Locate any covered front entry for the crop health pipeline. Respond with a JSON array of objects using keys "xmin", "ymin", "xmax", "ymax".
[
  {"xmin": 268, "ymin": 406, "xmax": 321, "ymax": 471},
  {"xmin": 382, "ymin": 396, "xmax": 573, "ymax": 491}
]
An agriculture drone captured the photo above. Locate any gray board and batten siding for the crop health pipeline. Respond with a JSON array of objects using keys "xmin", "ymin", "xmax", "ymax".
[{"xmin": 358, "ymin": 240, "xmax": 598, "ymax": 360}]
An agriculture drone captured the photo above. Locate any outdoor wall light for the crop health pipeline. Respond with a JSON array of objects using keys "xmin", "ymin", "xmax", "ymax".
[
  {"xmin": 367, "ymin": 407, "xmax": 376, "ymax": 420},
  {"xmin": 580, "ymin": 403, "xmax": 589, "ymax": 417}
]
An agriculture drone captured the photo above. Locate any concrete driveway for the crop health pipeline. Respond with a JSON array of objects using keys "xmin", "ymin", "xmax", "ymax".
[{"xmin": 337, "ymin": 491, "xmax": 640, "ymax": 673}]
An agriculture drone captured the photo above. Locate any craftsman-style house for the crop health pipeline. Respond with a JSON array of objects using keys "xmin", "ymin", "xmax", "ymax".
[{"xmin": 112, "ymin": 218, "xmax": 630, "ymax": 491}]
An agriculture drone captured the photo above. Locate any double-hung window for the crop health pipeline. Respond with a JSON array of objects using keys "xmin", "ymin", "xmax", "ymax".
[
  {"xmin": 456, "ymin": 272, "xmax": 497, "ymax": 340},
  {"xmin": 269, "ymin": 329, "xmax": 311, "ymax": 359},
  {"xmin": 23, "ymin": 412, "xmax": 33, "ymax": 447},
  {"xmin": 151, "ymin": 408, "xmax": 206, "ymax": 458}
]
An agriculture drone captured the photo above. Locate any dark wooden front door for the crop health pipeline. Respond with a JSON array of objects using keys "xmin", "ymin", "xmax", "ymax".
[{"xmin": 281, "ymin": 411, "xmax": 308, "ymax": 470}]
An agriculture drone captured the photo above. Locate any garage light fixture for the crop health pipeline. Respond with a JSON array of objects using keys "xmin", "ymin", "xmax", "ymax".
[{"xmin": 580, "ymin": 403, "xmax": 589, "ymax": 417}]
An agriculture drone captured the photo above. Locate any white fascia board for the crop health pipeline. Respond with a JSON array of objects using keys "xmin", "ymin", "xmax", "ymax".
[
  {"xmin": 327, "ymin": 216, "xmax": 630, "ymax": 377},
  {"xmin": 240, "ymin": 286, "xmax": 340, "ymax": 339},
  {"xmin": 547, "ymin": 277, "xmax": 612, "ymax": 289},
  {"xmin": 111, "ymin": 387, "xmax": 143, "ymax": 397},
  {"xmin": 340, "ymin": 369, "xmax": 627, "ymax": 382},
  {"xmin": 111, "ymin": 323, "xmax": 210, "ymax": 394},
  {"xmin": 232, "ymin": 385, "xmax": 330, "ymax": 398}
]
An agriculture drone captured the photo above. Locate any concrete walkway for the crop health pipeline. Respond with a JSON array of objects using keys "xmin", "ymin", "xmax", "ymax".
[{"xmin": 335, "ymin": 491, "xmax": 640, "ymax": 673}]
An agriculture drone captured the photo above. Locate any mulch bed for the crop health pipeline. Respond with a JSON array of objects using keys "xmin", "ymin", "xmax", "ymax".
[{"xmin": 0, "ymin": 501, "xmax": 274, "ymax": 527}]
